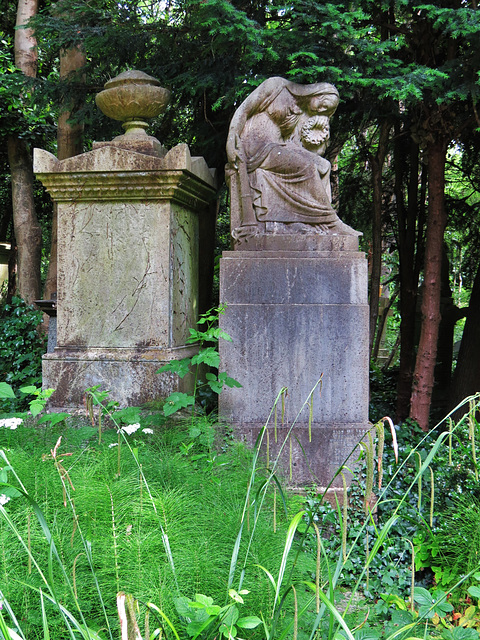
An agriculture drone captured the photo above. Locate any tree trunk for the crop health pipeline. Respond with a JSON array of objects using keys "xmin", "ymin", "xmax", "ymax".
[
  {"xmin": 56, "ymin": 46, "xmax": 86, "ymax": 160},
  {"xmin": 7, "ymin": 136, "xmax": 42, "ymax": 303},
  {"xmin": 409, "ymin": 138, "xmax": 448, "ymax": 430},
  {"xmin": 396, "ymin": 136, "xmax": 422, "ymax": 421},
  {"xmin": 369, "ymin": 121, "xmax": 391, "ymax": 357},
  {"xmin": 449, "ymin": 262, "xmax": 480, "ymax": 417},
  {"xmin": 8, "ymin": 0, "xmax": 41, "ymax": 304},
  {"xmin": 43, "ymin": 45, "xmax": 86, "ymax": 301},
  {"xmin": 15, "ymin": 0, "xmax": 38, "ymax": 77}
]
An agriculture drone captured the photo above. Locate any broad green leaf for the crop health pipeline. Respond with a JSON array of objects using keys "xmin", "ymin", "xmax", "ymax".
[
  {"xmin": 191, "ymin": 347, "xmax": 220, "ymax": 368},
  {"xmin": 237, "ymin": 616, "xmax": 262, "ymax": 629},
  {"xmin": 219, "ymin": 623, "xmax": 237, "ymax": 638},
  {"xmin": 163, "ymin": 393, "xmax": 194, "ymax": 417},
  {"xmin": 29, "ymin": 399, "xmax": 46, "ymax": 417},
  {"xmin": 37, "ymin": 413, "xmax": 70, "ymax": 426},
  {"xmin": 413, "ymin": 587, "xmax": 433, "ymax": 607},
  {"xmin": 222, "ymin": 605, "xmax": 239, "ymax": 628},
  {"xmin": 19, "ymin": 385, "xmax": 38, "ymax": 395},
  {"xmin": 157, "ymin": 358, "xmax": 191, "ymax": 378},
  {"xmin": 173, "ymin": 596, "xmax": 191, "ymax": 617},
  {"xmin": 0, "ymin": 383, "xmax": 16, "ymax": 399},
  {"xmin": 442, "ymin": 628, "xmax": 480, "ymax": 640}
]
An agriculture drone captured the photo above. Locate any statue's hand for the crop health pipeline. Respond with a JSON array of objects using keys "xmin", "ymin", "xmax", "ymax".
[
  {"xmin": 227, "ymin": 134, "xmax": 246, "ymax": 169},
  {"xmin": 232, "ymin": 224, "xmax": 260, "ymax": 243}
]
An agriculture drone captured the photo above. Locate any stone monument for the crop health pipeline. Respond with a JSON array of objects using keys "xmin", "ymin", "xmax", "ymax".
[
  {"xmin": 219, "ymin": 77, "xmax": 369, "ymax": 488},
  {"xmin": 34, "ymin": 71, "xmax": 216, "ymax": 409}
]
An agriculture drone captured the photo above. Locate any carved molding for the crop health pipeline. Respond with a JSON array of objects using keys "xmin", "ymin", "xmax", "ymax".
[{"xmin": 36, "ymin": 169, "xmax": 215, "ymax": 210}]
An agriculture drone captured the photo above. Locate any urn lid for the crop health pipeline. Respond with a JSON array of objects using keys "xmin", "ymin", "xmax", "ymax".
[{"xmin": 103, "ymin": 70, "xmax": 162, "ymax": 89}]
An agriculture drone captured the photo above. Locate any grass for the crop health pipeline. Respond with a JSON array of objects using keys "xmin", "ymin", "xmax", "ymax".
[
  {"xmin": 0, "ymin": 412, "xmax": 314, "ymax": 640},
  {"xmin": 1, "ymin": 392, "xmax": 480, "ymax": 640}
]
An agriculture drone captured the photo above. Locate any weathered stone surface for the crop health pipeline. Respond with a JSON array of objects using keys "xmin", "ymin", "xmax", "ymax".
[
  {"xmin": 95, "ymin": 70, "xmax": 171, "ymax": 122},
  {"xmin": 43, "ymin": 346, "xmax": 197, "ymax": 410},
  {"xmin": 225, "ymin": 77, "xmax": 360, "ymax": 245},
  {"xmin": 233, "ymin": 425, "xmax": 367, "ymax": 487},
  {"xmin": 219, "ymin": 249, "xmax": 369, "ymax": 488},
  {"xmin": 35, "ymin": 142, "xmax": 215, "ymax": 409}
]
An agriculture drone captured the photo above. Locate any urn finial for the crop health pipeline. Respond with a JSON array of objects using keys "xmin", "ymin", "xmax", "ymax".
[{"xmin": 94, "ymin": 70, "xmax": 171, "ymax": 156}]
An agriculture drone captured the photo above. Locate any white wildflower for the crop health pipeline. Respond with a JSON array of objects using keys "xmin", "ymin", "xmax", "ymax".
[
  {"xmin": 121, "ymin": 423, "xmax": 140, "ymax": 436},
  {"xmin": 0, "ymin": 495, "xmax": 11, "ymax": 506},
  {"xmin": 0, "ymin": 417, "xmax": 23, "ymax": 430},
  {"xmin": 142, "ymin": 428, "xmax": 153, "ymax": 435},
  {"xmin": 108, "ymin": 443, "xmax": 118, "ymax": 448}
]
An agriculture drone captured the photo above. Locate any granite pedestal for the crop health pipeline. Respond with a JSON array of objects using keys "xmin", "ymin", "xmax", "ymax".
[{"xmin": 219, "ymin": 235, "xmax": 370, "ymax": 488}]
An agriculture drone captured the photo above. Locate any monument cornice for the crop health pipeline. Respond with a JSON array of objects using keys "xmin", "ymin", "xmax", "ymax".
[
  {"xmin": 33, "ymin": 143, "xmax": 216, "ymax": 209},
  {"xmin": 35, "ymin": 169, "xmax": 215, "ymax": 209}
]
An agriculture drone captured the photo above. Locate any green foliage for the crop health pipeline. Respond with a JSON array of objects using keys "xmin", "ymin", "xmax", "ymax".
[
  {"xmin": 158, "ymin": 306, "xmax": 241, "ymax": 418},
  {"xmin": 0, "ymin": 297, "xmax": 46, "ymax": 412},
  {"xmin": 0, "ymin": 401, "xmax": 312, "ymax": 640},
  {"xmin": 171, "ymin": 590, "xmax": 261, "ymax": 640},
  {"xmin": 414, "ymin": 587, "xmax": 453, "ymax": 619}
]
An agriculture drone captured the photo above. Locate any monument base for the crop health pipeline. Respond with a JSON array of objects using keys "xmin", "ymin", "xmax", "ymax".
[
  {"xmin": 43, "ymin": 345, "xmax": 196, "ymax": 410},
  {"xmin": 219, "ymin": 242, "xmax": 370, "ymax": 488}
]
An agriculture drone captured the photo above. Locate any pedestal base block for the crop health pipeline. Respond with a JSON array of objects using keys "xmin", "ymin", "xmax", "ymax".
[
  {"xmin": 43, "ymin": 346, "xmax": 196, "ymax": 410},
  {"xmin": 219, "ymin": 249, "xmax": 370, "ymax": 488}
]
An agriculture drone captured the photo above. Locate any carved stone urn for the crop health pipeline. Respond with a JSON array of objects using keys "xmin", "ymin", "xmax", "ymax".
[{"xmin": 94, "ymin": 70, "xmax": 171, "ymax": 156}]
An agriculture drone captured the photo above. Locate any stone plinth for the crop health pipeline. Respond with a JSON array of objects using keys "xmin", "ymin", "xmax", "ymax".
[
  {"xmin": 34, "ymin": 143, "xmax": 216, "ymax": 409},
  {"xmin": 219, "ymin": 237, "xmax": 369, "ymax": 488}
]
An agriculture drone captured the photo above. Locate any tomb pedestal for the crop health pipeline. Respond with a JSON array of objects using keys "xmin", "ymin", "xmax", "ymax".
[
  {"xmin": 219, "ymin": 236, "xmax": 370, "ymax": 488},
  {"xmin": 34, "ymin": 143, "xmax": 216, "ymax": 409}
]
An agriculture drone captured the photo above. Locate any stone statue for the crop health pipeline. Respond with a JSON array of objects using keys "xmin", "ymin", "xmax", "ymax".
[{"xmin": 226, "ymin": 77, "xmax": 360, "ymax": 242}]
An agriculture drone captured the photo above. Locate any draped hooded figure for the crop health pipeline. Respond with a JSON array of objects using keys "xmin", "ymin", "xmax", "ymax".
[{"xmin": 226, "ymin": 77, "xmax": 360, "ymax": 240}]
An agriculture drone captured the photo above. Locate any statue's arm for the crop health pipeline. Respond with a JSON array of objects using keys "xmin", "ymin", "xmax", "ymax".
[{"xmin": 226, "ymin": 77, "xmax": 287, "ymax": 164}]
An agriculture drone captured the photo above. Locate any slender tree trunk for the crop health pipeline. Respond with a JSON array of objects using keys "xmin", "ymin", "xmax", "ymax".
[
  {"xmin": 410, "ymin": 138, "xmax": 448, "ymax": 430},
  {"xmin": 8, "ymin": 0, "xmax": 41, "ymax": 303},
  {"xmin": 396, "ymin": 136, "xmax": 422, "ymax": 420},
  {"xmin": 7, "ymin": 137, "xmax": 42, "ymax": 303},
  {"xmin": 449, "ymin": 262, "xmax": 480, "ymax": 417},
  {"xmin": 15, "ymin": 0, "xmax": 38, "ymax": 78},
  {"xmin": 43, "ymin": 45, "xmax": 86, "ymax": 301},
  {"xmin": 56, "ymin": 46, "xmax": 86, "ymax": 160},
  {"xmin": 369, "ymin": 121, "xmax": 391, "ymax": 357}
]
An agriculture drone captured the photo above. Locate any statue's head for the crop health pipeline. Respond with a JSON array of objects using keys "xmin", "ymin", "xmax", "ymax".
[{"xmin": 288, "ymin": 82, "xmax": 340, "ymax": 117}]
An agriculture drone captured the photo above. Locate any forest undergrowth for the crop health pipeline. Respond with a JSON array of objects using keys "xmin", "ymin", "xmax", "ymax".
[{"xmin": 0, "ymin": 380, "xmax": 479, "ymax": 640}]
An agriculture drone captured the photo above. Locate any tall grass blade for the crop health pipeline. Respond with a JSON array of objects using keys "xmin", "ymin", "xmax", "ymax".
[
  {"xmin": 0, "ymin": 593, "xmax": 26, "ymax": 640},
  {"xmin": 273, "ymin": 511, "xmax": 306, "ymax": 609},
  {"xmin": 40, "ymin": 590, "xmax": 51, "ymax": 640},
  {"xmin": 0, "ymin": 609, "xmax": 19, "ymax": 640},
  {"xmin": 146, "ymin": 603, "xmax": 181, "ymax": 640}
]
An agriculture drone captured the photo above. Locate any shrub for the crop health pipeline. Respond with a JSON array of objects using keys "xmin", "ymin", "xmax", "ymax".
[{"xmin": 0, "ymin": 296, "xmax": 45, "ymax": 411}]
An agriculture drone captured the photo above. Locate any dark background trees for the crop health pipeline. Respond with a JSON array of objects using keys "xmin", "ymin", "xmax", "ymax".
[{"xmin": 1, "ymin": 0, "xmax": 480, "ymax": 429}]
